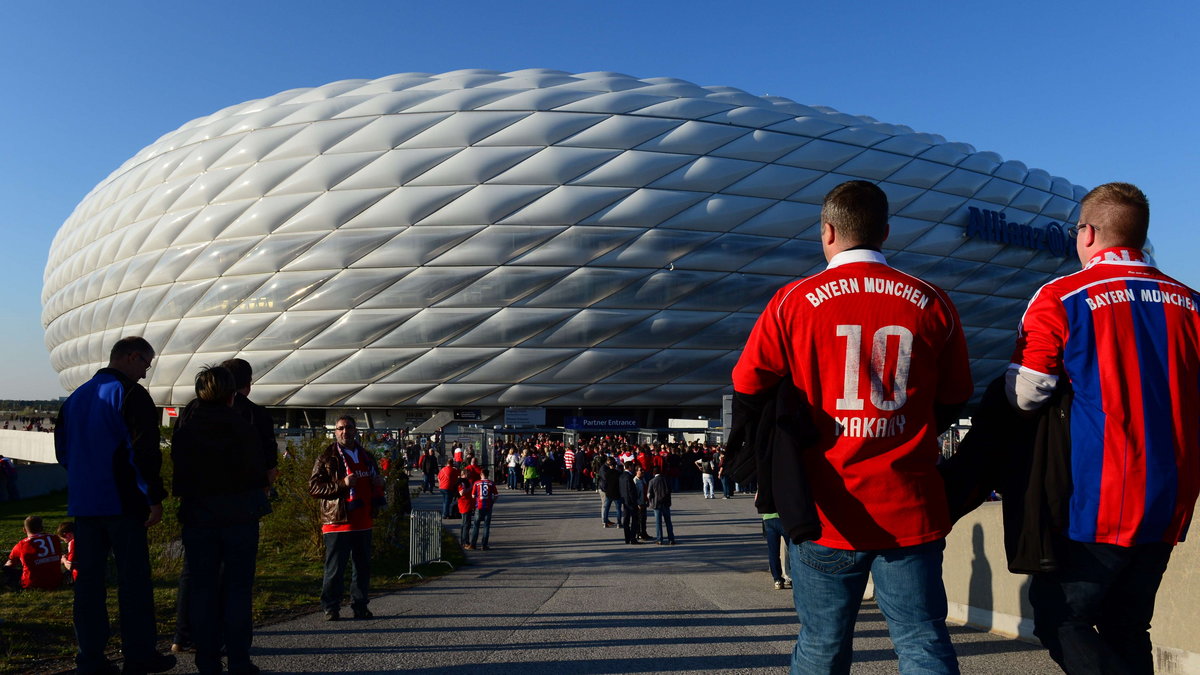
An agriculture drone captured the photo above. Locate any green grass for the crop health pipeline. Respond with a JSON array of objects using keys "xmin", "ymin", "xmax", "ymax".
[{"xmin": 0, "ymin": 438, "xmax": 465, "ymax": 674}]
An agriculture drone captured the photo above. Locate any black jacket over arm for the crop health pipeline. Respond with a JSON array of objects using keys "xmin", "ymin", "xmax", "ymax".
[
  {"xmin": 724, "ymin": 379, "xmax": 821, "ymax": 544},
  {"xmin": 938, "ymin": 375, "xmax": 1073, "ymax": 574}
]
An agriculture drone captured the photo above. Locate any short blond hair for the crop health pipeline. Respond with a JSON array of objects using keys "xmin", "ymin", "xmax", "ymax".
[{"xmin": 1080, "ymin": 182, "xmax": 1150, "ymax": 248}]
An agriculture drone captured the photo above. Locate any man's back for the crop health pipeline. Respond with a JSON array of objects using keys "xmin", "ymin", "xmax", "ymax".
[
  {"xmin": 733, "ymin": 250, "xmax": 972, "ymax": 550},
  {"xmin": 1012, "ymin": 249, "xmax": 1200, "ymax": 546}
]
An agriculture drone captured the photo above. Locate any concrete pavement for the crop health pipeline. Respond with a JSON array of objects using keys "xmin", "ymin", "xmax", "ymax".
[{"xmin": 176, "ymin": 486, "xmax": 1061, "ymax": 674}]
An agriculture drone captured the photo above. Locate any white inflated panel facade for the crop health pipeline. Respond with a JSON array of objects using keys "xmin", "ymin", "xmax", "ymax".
[{"xmin": 43, "ymin": 69, "xmax": 1083, "ymax": 409}]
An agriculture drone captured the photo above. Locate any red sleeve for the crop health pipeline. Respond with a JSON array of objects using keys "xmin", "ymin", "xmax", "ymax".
[
  {"xmin": 732, "ymin": 286, "xmax": 791, "ymax": 394},
  {"xmin": 935, "ymin": 290, "xmax": 975, "ymax": 404},
  {"xmin": 1011, "ymin": 285, "xmax": 1068, "ymax": 377}
]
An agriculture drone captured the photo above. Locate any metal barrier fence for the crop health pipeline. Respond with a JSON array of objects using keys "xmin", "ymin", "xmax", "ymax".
[{"xmin": 401, "ymin": 510, "xmax": 453, "ymax": 580}]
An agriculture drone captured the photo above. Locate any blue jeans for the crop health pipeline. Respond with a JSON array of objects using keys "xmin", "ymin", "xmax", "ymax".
[
  {"xmin": 507, "ymin": 467, "xmax": 518, "ymax": 489},
  {"xmin": 701, "ymin": 474, "xmax": 715, "ymax": 497},
  {"xmin": 470, "ymin": 509, "xmax": 493, "ymax": 547},
  {"xmin": 787, "ymin": 538, "xmax": 958, "ymax": 675},
  {"xmin": 440, "ymin": 489, "xmax": 454, "ymax": 518},
  {"xmin": 73, "ymin": 515, "xmax": 159, "ymax": 672},
  {"xmin": 322, "ymin": 530, "xmax": 371, "ymax": 612},
  {"xmin": 183, "ymin": 521, "xmax": 259, "ymax": 673},
  {"xmin": 1030, "ymin": 539, "xmax": 1171, "ymax": 675},
  {"xmin": 654, "ymin": 507, "xmax": 674, "ymax": 543},
  {"xmin": 763, "ymin": 517, "xmax": 788, "ymax": 583},
  {"xmin": 460, "ymin": 508, "xmax": 473, "ymax": 542},
  {"xmin": 601, "ymin": 495, "xmax": 623, "ymax": 523}
]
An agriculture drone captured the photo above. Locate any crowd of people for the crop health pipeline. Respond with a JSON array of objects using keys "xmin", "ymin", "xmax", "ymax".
[{"xmin": 0, "ymin": 415, "xmax": 55, "ymax": 433}]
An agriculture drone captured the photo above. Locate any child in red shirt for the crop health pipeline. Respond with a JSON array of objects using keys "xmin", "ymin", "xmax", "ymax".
[{"xmin": 5, "ymin": 516, "xmax": 63, "ymax": 590}]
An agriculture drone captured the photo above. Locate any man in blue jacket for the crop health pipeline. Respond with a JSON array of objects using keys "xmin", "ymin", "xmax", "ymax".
[{"xmin": 55, "ymin": 336, "xmax": 175, "ymax": 675}]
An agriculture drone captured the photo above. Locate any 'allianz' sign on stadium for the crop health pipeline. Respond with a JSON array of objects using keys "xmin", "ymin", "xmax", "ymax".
[{"xmin": 966, "ymin": 207, "xmax": 1071, "ymax": 258}]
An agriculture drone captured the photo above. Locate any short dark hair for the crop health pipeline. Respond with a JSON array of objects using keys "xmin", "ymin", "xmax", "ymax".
[
  {"xmin": 1080, "ymin": 182, "xmax": 1150, "ymax": 248},
  {"xmin": 219, "ymin": 358, "xmax": 253, "ymax": 390},
  {"xmin": 109, "ymin": 336, "xmax": 153, "ymax": 362},
  {"xmin": 24, "ymin": 515, "xmax": 43, "ymax": 533},
  {"xmin": 194, "ymin": 365, "xmax": 236, "ymax": 403},
  {"xmin": 336, "ymin": 415, "xmax": 357, "ymax": 428},
  {"xmin": 821, "ymin": 180, "xmax": 889, "ymax": 247},
  {"xmin": 57, "ymin": 521, "xmax": 74, "ymax": 537}
]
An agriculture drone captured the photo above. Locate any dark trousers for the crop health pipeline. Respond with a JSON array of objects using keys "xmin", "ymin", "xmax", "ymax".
[
  {"xmin": 183, "ymin": 522, "xmax": 259, "ymax": 674},
  {"xmin": 440, "ymin": 489, "xmax": 454, "ymax": 518},
  {"xmin": 1030, "ymin": 539, "xmax": 1172, "ymax": 675},
  {"xmin": 621, "ymin": 502, "xmax": 637, "ymax": 543},
  {"xmin": 322, "ymin": 530, "xmax": 372, "ymax": 612},
  {"xmin": 721, "ymin": 475, "xmax": 734, "ymax": 498},
  {"xmin": 173, "ymin": 556, "xmax": 193, "ymax": 647},
  {"xmin": 763, "ymin": 516, "xmax": 788, "ymax": 582},
  {"xmin": 73, "ymin": 514, "xmax": 158, "ymax": 672},
  {"xmin": 636, "ymin": 505, "xmax": 648, "ymax": 538}
]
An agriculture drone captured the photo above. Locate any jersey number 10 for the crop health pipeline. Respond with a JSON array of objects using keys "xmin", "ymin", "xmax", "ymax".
[{"xmin": 835, "ymin": 324, "xmax": 913, "ymax": 411}]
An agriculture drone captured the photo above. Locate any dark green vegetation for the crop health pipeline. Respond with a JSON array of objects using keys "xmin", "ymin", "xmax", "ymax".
[{"xmin": 0, "ymin": 435, "xmax": 463, "ymax": 673}]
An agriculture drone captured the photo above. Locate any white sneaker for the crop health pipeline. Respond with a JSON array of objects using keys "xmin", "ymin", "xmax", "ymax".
[{"xmin": 774, "ymin": 580, "xmax": 785, "ymax": 590}]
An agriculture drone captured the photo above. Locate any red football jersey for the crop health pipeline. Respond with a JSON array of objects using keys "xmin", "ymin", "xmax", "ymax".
[
  {"xmin": 9, "ymin": 533, "xmax": 63, "ymax": 590},
  {"xmin": 733, "ymin": 250, "xmax": 973, "ymax": 549}
]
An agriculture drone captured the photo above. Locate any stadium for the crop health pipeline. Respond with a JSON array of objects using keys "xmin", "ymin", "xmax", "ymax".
[{"xmin": 42, "ymin": 68, "xmax": 1085, "ymax": 434}]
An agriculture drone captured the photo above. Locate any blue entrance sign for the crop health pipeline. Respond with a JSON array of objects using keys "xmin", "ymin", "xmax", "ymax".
[{"xmin": 565, "ymin": 416, "xmax": 639, "ymax": 431}]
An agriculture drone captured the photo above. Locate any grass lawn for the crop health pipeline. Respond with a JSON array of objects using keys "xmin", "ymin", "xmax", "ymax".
[{"xmin": 0, "ymin": 441, "xmax": 464, "ymax": 674}]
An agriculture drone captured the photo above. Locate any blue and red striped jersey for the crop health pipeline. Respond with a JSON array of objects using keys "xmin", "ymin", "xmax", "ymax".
[{"xmin": 1011, "ymin": 247, "xmax": 1200, "ymax": 546}]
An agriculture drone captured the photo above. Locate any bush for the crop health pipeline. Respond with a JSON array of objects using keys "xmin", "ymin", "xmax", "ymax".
[{"xmin": 260, "ymin": 436, "xmax": 326, "ymax": 560}]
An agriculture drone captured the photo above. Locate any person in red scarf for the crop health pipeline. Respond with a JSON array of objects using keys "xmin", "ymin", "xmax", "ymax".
[{"xmin": 310, "ymin": 416, "xmax": 385, "ymax": 622}]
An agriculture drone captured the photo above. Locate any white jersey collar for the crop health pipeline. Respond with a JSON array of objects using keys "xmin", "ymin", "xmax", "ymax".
[{"xmin": 827, "ymin": 248, "xmax": 887, "ymax": 269}]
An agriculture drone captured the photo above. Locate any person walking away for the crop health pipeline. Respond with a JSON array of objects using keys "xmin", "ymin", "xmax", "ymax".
[
  {"xmin": 696, "ymin": 453, "xmax": 717, "ymax": 499},
  {"xmin": 1006, "ymin": 183, "xmax": 1200, "ymax": 675},
  {"xmin": 762, "ymin": 512, "xmax": 792, "ymax": 590},
  {"xmin": 437, "ymin": 461, "xmax": 458, "ymax": 519},
  {"xmin": 420, "ymin": 449, "xmax": 439, "ymax": 494},
  {"xmin": 468, "ymin": 468, "xmax": 498, "ymax": 550},
  {"xmin": 733, "ymin": 181, "xmax": 973, "ymax": 674},
  {"xmin": 457, "ymin": 468, "xmax": 476, "ymax": 547},
  {"xmin": 647, "ymin": 468, "xmax": 676, "ymax": 545},
  {"xmin": 599, "ymin": 456, "xmax": 622, "ymax": 527}
]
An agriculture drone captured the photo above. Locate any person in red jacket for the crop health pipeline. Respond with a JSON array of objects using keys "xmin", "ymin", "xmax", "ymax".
[
  {"xmin": 456, "ymin": 469, "xmax": 475, "ymax": 545},
  {"xmin": 437, "ymin": 462, "xmax": 458, "ymax": 520},
  {"xmin": 5, "ymin": 516, "xmax": 63, "ymax": 590}
]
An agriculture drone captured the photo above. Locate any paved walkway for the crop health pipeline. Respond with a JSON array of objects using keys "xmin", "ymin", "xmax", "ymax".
[{"xmin": 178, "ymin": 487, "xmax": 1061, "ymax": 674}]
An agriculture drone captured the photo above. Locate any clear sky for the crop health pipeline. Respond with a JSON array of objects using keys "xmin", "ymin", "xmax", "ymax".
[{"xmin": 2, "ymin": 0, "xmax": 1197, "ymax": 399}]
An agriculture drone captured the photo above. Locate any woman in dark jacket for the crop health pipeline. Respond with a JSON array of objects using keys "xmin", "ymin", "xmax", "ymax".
[{"xmin": 172, "ymin": 365, "xmax": 268, "ymax": 675}]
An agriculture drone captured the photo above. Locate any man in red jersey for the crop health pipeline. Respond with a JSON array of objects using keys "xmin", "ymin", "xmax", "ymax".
[
  {"xmin": 1007, "ymin": 183, "xmax": 1200, "ymax": 675},
  {"xmin": 733, "ymin": 180, "xmax": 972, "ymax": 674},
  {"xmin": 5, "ymin": 516, "xmax": 63, "ymax": 590},
  {"xmin": 310, "ymin": 416, "xmax": 385, "ymax": 621}
]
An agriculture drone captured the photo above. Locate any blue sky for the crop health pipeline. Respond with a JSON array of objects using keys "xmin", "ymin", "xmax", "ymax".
[{"xmin": 2, "ymin": 1, "xmax": 1197, "ymax": 399}]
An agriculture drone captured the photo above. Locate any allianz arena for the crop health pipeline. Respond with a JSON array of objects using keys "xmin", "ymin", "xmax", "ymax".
[{"xmin": 42, "ymin": 68, "xmax": 1084, "ymax": 427}]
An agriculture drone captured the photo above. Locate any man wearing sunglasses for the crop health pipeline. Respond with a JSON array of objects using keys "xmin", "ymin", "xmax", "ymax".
[
  {"xmin": 55, "ymin": 336, "xmax": 175, "ymax": 674},
  {"xmin": 1007, "ymin": 183, "xmax": 1200, "ymax": 674}
]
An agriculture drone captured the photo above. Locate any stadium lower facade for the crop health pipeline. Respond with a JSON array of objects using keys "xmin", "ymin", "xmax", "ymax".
[{"xmin": 42, "ymin": 69, "xmax": 1084, "ymax": 432}]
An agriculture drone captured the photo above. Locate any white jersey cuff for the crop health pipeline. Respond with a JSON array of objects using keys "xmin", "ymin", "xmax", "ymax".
[{"xmin": 1005, "ymin": 364, "xmax": 1058, "ymax": 411}]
